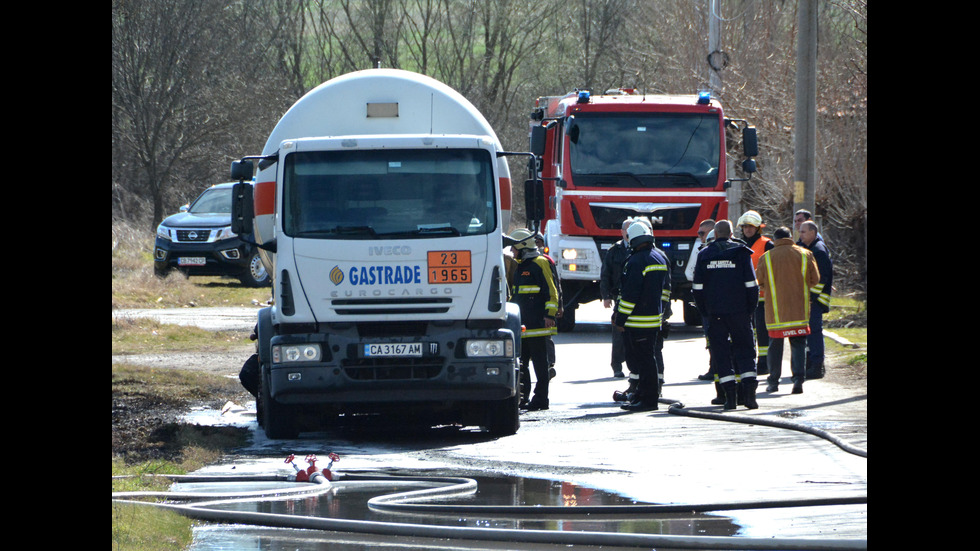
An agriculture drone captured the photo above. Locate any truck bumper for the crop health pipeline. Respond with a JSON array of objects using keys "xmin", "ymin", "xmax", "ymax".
[{"xmin": 267, "ymin": 323, "xmax": 518, "ymax": 407}]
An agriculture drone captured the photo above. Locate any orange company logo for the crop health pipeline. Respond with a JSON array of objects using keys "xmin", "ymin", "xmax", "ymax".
[{"xmin": 329, "ymin": 266, "xmax": 344, "ymax": 285}]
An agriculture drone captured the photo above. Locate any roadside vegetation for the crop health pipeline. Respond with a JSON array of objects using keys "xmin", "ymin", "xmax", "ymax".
[{"xmin": 113, "ymin": 223, "xmax": 258, "ymax": 550}]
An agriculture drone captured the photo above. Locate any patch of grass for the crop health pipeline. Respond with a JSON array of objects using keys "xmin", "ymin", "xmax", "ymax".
[
  {"xmin": 111, "ymin": 316, "xmax": 251, "ymax": 355},
  {"xmin": 112, "ymin": 501, "xmax": 194, "ymax": 551}
]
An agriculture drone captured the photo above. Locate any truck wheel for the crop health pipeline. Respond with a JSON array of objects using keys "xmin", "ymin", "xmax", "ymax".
[
  {"xmin": 239, "ymin": 251, "xmax": 270, "ymax": 287},
  {"xmin": 683, "ymin": 301, "xmax": 703, "ymax": 327},
  {"xmin": 259, "ymin": 370, "xmax": 298, "ymax": 439},
  {"xmin": 485, "ymin": 392, "xmax": 520, "ymax": 436},
  {"xmin": 557, "ymin": 306, "xmax": 576, "ymax": 333}
]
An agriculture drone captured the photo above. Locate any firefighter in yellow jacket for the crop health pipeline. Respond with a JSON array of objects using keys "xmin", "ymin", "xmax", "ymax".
[
  {"xmin": 756, "ymin": 227, "xmax": 821, "ymax": 394},
  {"xmin": 508, "ymin": 228, "xmax": 559, "ymax": 411}
]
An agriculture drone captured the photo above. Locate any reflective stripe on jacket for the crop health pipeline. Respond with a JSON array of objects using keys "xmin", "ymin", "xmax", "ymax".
[
  {"xmin": 511, "ymin": 254, "xmax": 559, "ymax": 338},
  {"xmin": 756, "ymin": 238, "xmax": 821, "ymax": 338},
  {"xmin": 615, "ymin": 246, "xmax": 670, "ymax": 331}
]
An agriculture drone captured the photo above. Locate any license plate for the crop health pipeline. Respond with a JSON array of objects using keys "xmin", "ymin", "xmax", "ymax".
[
  {"xmin": 364, "ymin": 342, "xmax": 422, "ymax": 357},
  {"xmin": 427, "ymin": 250, "xmax": 472, "ymax": 284},
  {"xmin": 178, "ymin": 257, "xmax": 206, "ymax": 266}
]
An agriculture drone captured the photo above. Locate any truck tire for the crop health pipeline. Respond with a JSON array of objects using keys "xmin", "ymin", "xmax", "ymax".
[
  {"xmin": 485, "ymin": 392, "xmax": 520, "ymax": 436},
  {"xmin": 259, "ymin": 370, "xmax": 299, "ymax": 439},
  {"xmin": 683, "ymin": 301, "xmax": 703, "ymax": 327},
  {"xmin": 239, "ymin": 251, "xmax": 271, "ymax": 287},
  {"xmin": 557, "ymin": 306, "xmax": 576, "ymax": 333}
]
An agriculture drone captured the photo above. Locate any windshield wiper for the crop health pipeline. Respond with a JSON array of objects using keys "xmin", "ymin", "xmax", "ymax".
[{"xmin": 415, "ymin": 224, "xmax": 461, "ymax": 236}]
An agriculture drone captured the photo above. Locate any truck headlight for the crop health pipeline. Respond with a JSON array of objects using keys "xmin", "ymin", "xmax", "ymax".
[
  {"xmin": 156, "ymin": 224, "xmax": 171, "ymax": 241},
  {"xmin": 273, "ymin": 344, "xmax": 322, "ymax": 363},
  {"xmin": 465, "ymin": 339, "xmax": 513, "ymax": 357},
  {"xmin": 214, "ymin": 225, "xmax": 238, "ymax": 241}
]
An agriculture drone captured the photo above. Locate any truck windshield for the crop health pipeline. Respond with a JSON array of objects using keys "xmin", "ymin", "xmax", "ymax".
[
  {"xmin": 568, "ymin": 112, "xmax": 721, "ymax": 189},
  {"xmin": 283, "ymin": 149, "xmax": 496, "ymax": 239}
]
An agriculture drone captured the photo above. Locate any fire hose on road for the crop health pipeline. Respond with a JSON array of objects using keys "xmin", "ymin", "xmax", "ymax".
[{"xmin": 113, "ymin": 448, "xmax": 867, "ymax": 551}]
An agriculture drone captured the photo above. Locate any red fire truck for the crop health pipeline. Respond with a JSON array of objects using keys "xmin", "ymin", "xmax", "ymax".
[{"xmin": 526, "ymin": 88, "xmax": 758, "ymax": 329}]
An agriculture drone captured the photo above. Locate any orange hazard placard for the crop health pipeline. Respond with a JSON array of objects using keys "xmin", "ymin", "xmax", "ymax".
[{"xmin": 427, "ymin": 250, "xmax": 472, "ymax": 284}]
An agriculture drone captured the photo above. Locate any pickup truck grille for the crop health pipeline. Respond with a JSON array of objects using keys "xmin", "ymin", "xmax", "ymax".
[
  {"xmin": 341, "ymin": 357, "xmax": 443, "ymax": 380},
  {"xmin": 174, "ymin": 229, "xmax": 212, "ymax": 242}
]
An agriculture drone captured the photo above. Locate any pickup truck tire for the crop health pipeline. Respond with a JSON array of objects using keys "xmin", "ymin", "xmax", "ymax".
[
  {"xmin": 259, "ymin": 369, "xmax": 299, "ymax": 439},
  {"xmin": 239, "ymin": 251, "xmax": 271, "ymax": 287}
]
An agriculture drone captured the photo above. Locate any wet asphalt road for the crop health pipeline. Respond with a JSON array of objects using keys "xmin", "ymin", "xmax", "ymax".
[{"xmin": 116, "ymin": 301, "xmax": 868, "ymax": 546}]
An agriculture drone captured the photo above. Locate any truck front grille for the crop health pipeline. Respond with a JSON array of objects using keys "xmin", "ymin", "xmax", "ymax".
[
  {"xmin": 341, "ymin": 357, "xmax": 443, "ymax": 380},
  {"xmin": 590, "ymin": 204, "xmax": 702, "ymax": 231},
  {"xmin": 332, "ymin": 298, "xmax": 452, "ymax": 316}
]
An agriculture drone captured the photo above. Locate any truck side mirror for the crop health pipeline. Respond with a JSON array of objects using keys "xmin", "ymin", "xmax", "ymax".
[
  {"xmin": 742, "ymin": 126, "xmax": 759, "ymax": 158},
  {"xmin": 742, "ymin": 158, "xmax": 757, "ymax": 174},
  {"xmin": 565, "ymin": 116, "xmax": 579, "ymax": 144},
  {"xmin": 530, "ymin": 125, "xmax": 547, "ymax": 157},
  {"xmin": 524, "ymin": 179, "xmax": 545, "ymax": 222},
  {"xmin": 231, "ymin": 160, "xmax": 254, "ymax": 182},
  {"xmin": 231, "ymin": 182, "xmax": 254, "ymax": 235}
]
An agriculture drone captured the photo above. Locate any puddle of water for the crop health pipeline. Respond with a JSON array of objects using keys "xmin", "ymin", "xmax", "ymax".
[{"xmin": 183, "ymin": 469, "xmax": 739, "ymax": 551}]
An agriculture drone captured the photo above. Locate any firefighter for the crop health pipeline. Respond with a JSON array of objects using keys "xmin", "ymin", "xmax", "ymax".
[
  {"xmin": 508, "ymin": 228, "xmax": 560, "ymax": 411},
  {"xmin": 737, "ymin": 210, "xmax": 774, "ymax": 383},
  {"xmin": 757, "ymin": 226, "xmax": 822, "ymax": 394},
  {"xmin": 692, "ymin": 220, "xmax": 760, "ymax": 410},
  {"xmin": 613, "ymin": 221, "xmax": 670, "ymax": 412}
]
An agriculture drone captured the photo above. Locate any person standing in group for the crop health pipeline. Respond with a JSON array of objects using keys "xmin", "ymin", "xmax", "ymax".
[
  {"xmin": 613, "ymin": 221, "xmax": 670, "ymax": 412},
  {"xmin": 797, "ymin": 220, "xmax": 833, "ymax": 380},
  {"xmin": 535, "ymin": 232, "xmax": 562, "ymax": 380},
  {"xmin": 600, "ymin": 219, "xmax": 633, "ymax": 378},
  {"xmin": 687, "ymin": 220, "xmax": 716, "ymax": 382},
  {"xmin": 737, "ymin": 211, "xmax": 774, "ymax": 379},
  {"xmin": 508, "ymin": 228, "xmax": 560, "ymax": 411},
  {"xmin": 692, "ymin": 220, "xmax": 760, "ymax": 410},
  {"xmin": 756, "ymin": 226, "xmax": 821, "ymax": 394}
]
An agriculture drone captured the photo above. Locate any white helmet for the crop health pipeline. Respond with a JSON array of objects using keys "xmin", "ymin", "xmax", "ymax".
[
  {"xmin": 737, "ymin": 210, "xmax": 763, "ymax": 228},
  {"xmin": 626, "ymin": 221, "xmax": 654, "ymax": 247},
  {"xmin": 508, "ymin": 228, "xmax": 537, "ymax": 250}
]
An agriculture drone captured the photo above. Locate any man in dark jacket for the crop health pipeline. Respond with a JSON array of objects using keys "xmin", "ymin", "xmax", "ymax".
[
  {"xmin": 798, "ymin": 220, "xmax": 833, "ymax": 379},
  {"xmin": 692, "ymin": 220, "xmax": 760, "ymax": 410},
  {"xmin": 600, "ymin": 219, "xmax": 633, "ymax": 378},
  {"xmin": 614, "ymin": 221, "xmax": 670, "ymax": 412}
]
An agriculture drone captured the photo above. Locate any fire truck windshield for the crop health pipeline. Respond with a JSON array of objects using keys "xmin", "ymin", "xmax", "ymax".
[
  {"xmin": 568, "ymin": 112, "xmax": 721, "ymax": 189},
  {"xmin": 282, "ymin": 149, "xmax": 496, "ymax": 239}
]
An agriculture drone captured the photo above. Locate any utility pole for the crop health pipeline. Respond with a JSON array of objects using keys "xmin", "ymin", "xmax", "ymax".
[
  {"xmin": 793, "ymin": 0, "xmax": 818, "ymax": 232},
  {"xmin": 707, "ymin": 1, "xmax": 741, "ymax": 218}
]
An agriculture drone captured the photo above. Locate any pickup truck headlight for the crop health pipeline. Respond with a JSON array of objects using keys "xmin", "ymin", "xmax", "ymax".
[
  {"xmin": 273, "ymin": 344, "xmax": 322, "ymax": 363},
  {"xmin": 156, "ymin": 224, "xmax": 171, "ymax": 241},
  {"xmin": 465, "ymin": 339, "xmax": 513, "ymax": 358},
  {"xmin": 214, "ymin": 225, "xmax": 238, "ymax": 241}
]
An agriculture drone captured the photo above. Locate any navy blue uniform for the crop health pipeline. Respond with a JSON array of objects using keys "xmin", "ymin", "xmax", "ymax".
[
  {"xmin": 799, "ymin": 234, "xmax": 833, "ymax": 370},
  {"xmin": 614, "ymin": 245, "xmax": 670, "ymax": 404},
  {"xmin": 692, "ymin": 238, "xmax": 759, "ymax": 399}
]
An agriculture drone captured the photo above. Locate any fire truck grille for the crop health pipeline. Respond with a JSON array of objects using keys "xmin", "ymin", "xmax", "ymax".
[{"xmin": 590, "ymin": 204, "xmax": 702, "ymax": 231}]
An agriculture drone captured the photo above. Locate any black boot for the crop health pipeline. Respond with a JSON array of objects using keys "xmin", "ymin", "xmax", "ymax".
[
  {"xmin": 722, "ymin": 382, "xmax": 737, "ymax": 410},
  {"xmin": 711, "ymin": 381, "xmax": 726, "ymax": 405},
  {"xmin": 743, "ymin": 378, "xmax": 759, "ymax": 409},
  {"xmin": 736, "ymin": 380, "xmax": 745, "ymax": 406},
  {"xmin": 805, "ymin": 360, "xmax": 825, "ymax": 380}
]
